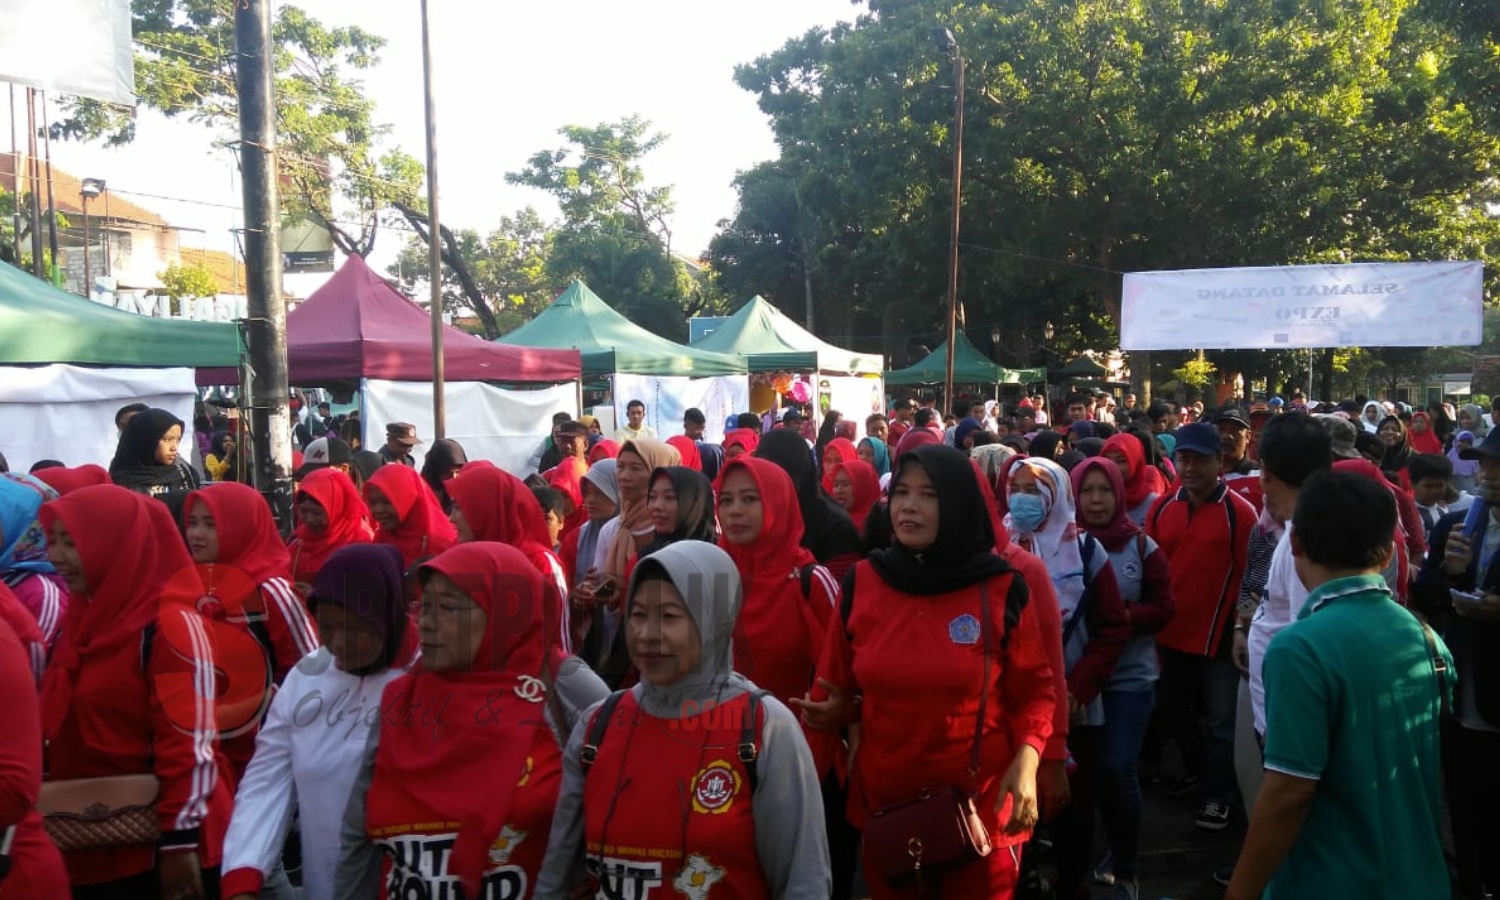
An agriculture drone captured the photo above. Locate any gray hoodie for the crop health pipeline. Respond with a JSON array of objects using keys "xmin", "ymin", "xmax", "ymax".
[{"xmin": 533, "ymin": 540, "xmax": 831, "ymax": 900}]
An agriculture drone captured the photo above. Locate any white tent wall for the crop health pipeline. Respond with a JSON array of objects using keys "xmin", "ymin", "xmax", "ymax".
[
  {"xmin": 362, "ymin": 379, "xmax": 578, "ymax": 476},
  {"xmin": 0, "ymin": 365, "xmax": 199, "ymax": 472},
  {"xmin": 818, "ymin": 375, "xmax": 885, "ymax": 442},
  {"xmin": 611, "ymin": 374, "xmax": 750, "ymax": 445}
]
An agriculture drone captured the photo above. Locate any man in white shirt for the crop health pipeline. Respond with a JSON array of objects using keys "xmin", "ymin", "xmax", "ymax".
[{"xmin": 613, "ymin": 398, "xmax": 656, "ymax": 442}]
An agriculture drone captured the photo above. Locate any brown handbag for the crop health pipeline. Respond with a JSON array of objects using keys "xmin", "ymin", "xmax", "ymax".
[
  {"xmin": 864, "ymin": 583, "xmax": 997, "ymax": 884},
  {"xmin": 37, "ymin": 774, "xmax": 161, "ymax": 852}
]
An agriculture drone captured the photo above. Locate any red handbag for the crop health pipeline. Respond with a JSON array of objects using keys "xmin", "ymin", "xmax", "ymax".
[{"xmin": 863, "ymin": 584, "xmax": 997, "ymax": 884}]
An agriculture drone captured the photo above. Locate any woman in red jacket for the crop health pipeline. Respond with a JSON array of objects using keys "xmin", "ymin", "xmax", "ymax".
[
  {"xmin": 446, "ymin": 461, "xmax": 572, "ymax": 652},
  {"xmin": 828, "ymin": 458, "xmax": 880, "ymax": 540},
  {"xmin": 286, "ymin": 468, "xmax": 372, "ymax": 590},
  {"xmin": 0, "ymin": 611, "xmax": 66, "ymax": 898},
  {"xmin": 363, "ymin": 464, "xmax": 457, "ymax": 571},
  {"xmin": 341, "ymin": 542, "xmax": 607, "ymax": 900},
  {"xmin": 798, "ymin": 444, "xmax": 1057, "ymax": 899},
  {"xmin": 40, "ymin": 485, "xmax": 231, "ymax": 899},
  {"xmin": 183, "ymin": 483, "xmax": 322, "ymax": 779}
]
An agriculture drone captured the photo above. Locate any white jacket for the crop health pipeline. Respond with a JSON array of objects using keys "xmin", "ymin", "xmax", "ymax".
[{"xmin": 221, "ymin": 648, "xmax": 406, "ymax": 900}]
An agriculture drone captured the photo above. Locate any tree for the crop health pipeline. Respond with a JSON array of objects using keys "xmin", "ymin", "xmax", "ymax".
[
  {"xmin": 724, "ymin": 0, "xmax": 1500, "ymax": 391},
  {"xmin": 389, "ymin": 207, "xmax": 557, "ymax": 338},
  {"xmin": 158, "ymin": 260, "xmax": 219, "ymax": 314},
  {"xmin": 52, "ymin": 0, "xmax": 423, "ymax": 257},
  {"xmin": 507, "ymin": 117, "xmax": 702, "ymax": 340}
]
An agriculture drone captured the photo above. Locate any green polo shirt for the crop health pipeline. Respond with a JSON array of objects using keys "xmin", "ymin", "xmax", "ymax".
[{"xmin": 1261, "ymin": 574, "xmax": 1453, "ymax": 899}]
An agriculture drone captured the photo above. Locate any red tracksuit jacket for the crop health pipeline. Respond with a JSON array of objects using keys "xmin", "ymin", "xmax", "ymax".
[{"xmin": 1147, "ymin": 484, "xmax": 1254, "ymax": 657}]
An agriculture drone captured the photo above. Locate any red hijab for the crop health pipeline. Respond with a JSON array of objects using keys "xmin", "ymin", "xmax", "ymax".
[
  {"xmin": 544, "ymin": 457, "xmax": 589, "ymax": 535},
  {"xmin": 376, "ymin": 543, "xmax": 556, "ymax": 898},
  {"xmin": 832, "ymin": 458, "xmax": 880, "ymax": 537},
  {"xmin": 185, "ymin": 482, "xmax": 292, "ymax": 586},
  {"xmin": 665, "ymin": 435, "xmax": 703, "ymax": 473},
  {"xmin": 364, "ymin": 464, "xmax": 457, "ymax": 569},
  {"xmin": 37, "ymin": 485, "xmax": 203, "ymax": 735},
  {"xmin": 893, "ymin": 426, "xmax": 941, "ymax": 463},
  {"xmin": 447, "ymin": 462, "xmax": 555, "ymax": 561},
  {"xmin": 1408, "ymin": 411, "xmax": 1444, "ymax": 455},
  {"xmin": 820, "ymin": 438, "xmax": 859, "ymax": 492},
  {"xmin": 588, "ymin": 440, "xmax": 620, "ymax": 464},
  {"xmin": 1070, "ymin": 457, "xmax": 1140, "ymax": 552},
  {"xmin": 723, "ymin": 428, "xmax": 760, "ymax": 457},
  {"xmin": 717, "ymin": 457, "xmax": 817, "ymax": 591},
  {"xmin": 1102, "ymin": 432, "xmax": 1165, "ymax": 510},
  {"xmin": 291, "ymin": 468, "xmax": 374, "ymax": 584},
  {"xmin": 31, "ymin": 464, "xmax": 111, "ymax": 495}
]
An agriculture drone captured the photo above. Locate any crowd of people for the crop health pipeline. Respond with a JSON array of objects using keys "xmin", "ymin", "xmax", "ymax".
[{"xmin": 0, "ymin": 387, "xmax": 1492, "ymax": 900}]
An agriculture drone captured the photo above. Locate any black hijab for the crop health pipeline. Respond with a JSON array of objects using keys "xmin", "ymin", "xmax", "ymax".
[
  {"xmin": 420, "ymin": 438, "xmax": 469, "ymax": 513},
  {"xmin": 1028, "ymin": 430, "xmax": 1066, "ymax": 462},
  {"xmin": 1377, "ymin": 415, "xmax": 1412, "ymax": 478},
  {"xmin": 754, "ymin": 428, "xmax": 862, "ymax": 563},
  {"xmin": 641, "ymin": 466, "xmax": 717, "ymax": 556},
  {"xmin": 867, "ymin": 444, "xmax": 1011, "ymax": 596},
  {"xmin": 109, "ymin": 407, "xmax": 198, "ymax": 494},
  {"xmin": 309, "ymin": 543, "xmax": 408, "ymax": 676}
]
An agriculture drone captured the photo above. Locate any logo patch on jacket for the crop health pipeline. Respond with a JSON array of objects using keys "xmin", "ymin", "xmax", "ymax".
[
  {"xmin": 691, "ymin": 761, "xmax": 741, "ymax": 814},
  {"xmin": 673, "ymin": 853, "xmax": 726, "ymax": 898},
  {"xmin": 949, "ymin": 613, "xmax": 981, "ymax": 645}
]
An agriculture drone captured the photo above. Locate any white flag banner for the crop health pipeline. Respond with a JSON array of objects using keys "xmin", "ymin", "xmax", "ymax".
[
  {"xmin": 0, "ymin": 0, "xmax": 135, "ymax": 105},
  {"xmin": 1120, "ymin": 261, "xmax": 1484, "ymax": 351}
]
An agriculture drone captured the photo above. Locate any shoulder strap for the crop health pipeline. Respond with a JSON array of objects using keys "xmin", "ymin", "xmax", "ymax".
[
  {"xmin": 579, "ymin": 689, "xmax": 629, "ymax": 774},
  {"xmin": 140, "ymin": 621, "xmax": 157, "ymax": 672},
  {"xmin": 1148, "ymin": 496, "xmax": 1168, "ymax": 534},
  {"xmin": 798, "ymin": 563, "xmax": 816, "ymax": 601},
  {"xmin": 739, "ymin": 690, "xmax": 771, "ymax": 794},
  {"xmin": 1419, "ymin": 623, "xmax": 1453, "ymax": 720},
  {"xmin": 970, "ymin": 583, "xmax": 992, "ymax": 778},
  {"xmin": 1080, "ymin": 534, "xmax": 1096, "ymax": 588},
  {"xmin": 1137, "ymin": 531, "xmax": 1148, "ymax": 561}
]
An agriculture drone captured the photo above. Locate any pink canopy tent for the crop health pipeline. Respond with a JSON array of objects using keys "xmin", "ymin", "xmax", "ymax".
[{"xmin": 283, "ymin": 255, "xmax": 580, "ymax": 382}]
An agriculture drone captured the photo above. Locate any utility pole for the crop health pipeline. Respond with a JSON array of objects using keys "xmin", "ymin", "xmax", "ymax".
[
  {"xmin": 934, "ymin": 29, "xmax": 965, "ymax": 415},
  {"xmin": 420, "ymin": 0, "xmax": 446, "ymax": 437},
  {"xmin": 25, "ymin": 89, "xmax": 43, "ymax": 278},
  {"xmin": 235, "ymin": 0, "xmax": 293, "ymax": 531},
  {"xmin": 40, "ymin": 92, "xmax": 59, "ymax": 286}
]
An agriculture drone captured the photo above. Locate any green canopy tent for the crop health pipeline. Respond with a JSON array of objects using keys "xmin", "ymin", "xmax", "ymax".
[
  {"xmin": 0, "ymin": 261, "xmax": 243, "ymax": 471},
  {"xmin": 0, "ymin": 258, "xmax": 242, "ymax": 369},
  {"xmin": 690, "ymin": 295, "xmax": 883, "ymax": 374},
  {"xmin": 885, "ymin": 332, "xmax": 1045, "ymax": 386},
  {"xmin": 501, "ymin": 280, "xmax": 745, "ymax": 376}
]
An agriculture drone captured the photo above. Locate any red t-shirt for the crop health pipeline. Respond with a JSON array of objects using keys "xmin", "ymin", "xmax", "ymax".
[
  {"xmin": 582, "ymin": 690, "xmax": 770, "ymax": 900},
  {"xmin": 819, "ymin": 563, "xmax": 1056, "ymax": 846}
]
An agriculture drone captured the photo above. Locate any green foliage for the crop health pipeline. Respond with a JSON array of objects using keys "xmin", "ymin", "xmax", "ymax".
[
  {"xmin": 52, "ymin": 0, "xmax": 423, "ymax": 257},
  {"xmin": 720, "ymin": 0, "xmax": 1500, "ymax": 384},
  {"xmin": 159, "ymin": 261, "xmax": 219, "ymax": 299},
  {"xmin": 506, "ymin": 117, "xmax": 698, "ymax": 340},
  {"xmin": 389, "ymin": 207, "xmax": 557, "ymax": 337},
  {"xmin": 1174, "ymin": 356, "xmax": 1218, "ymax": 391}
]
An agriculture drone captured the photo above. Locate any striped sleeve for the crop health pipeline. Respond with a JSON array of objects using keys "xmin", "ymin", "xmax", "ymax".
[
  {"xmin": 150, "ymin": 608, "xmax": 221, "ymax": 848},
  {"xmin": 34, "ymin": 576, "xmax": 64, "ymax": 647},
  {"xmin": 262, "ymin": 577, "xmax": 321, "ymax": 664}
]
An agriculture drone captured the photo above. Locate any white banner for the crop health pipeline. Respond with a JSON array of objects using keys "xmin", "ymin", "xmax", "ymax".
[
  {"xmin": 818, "ymin": 375, "xmax": 885, "ymax": 442},
  {"xmin": 610, "ymin": 375, "xmax": 750, "ymax": 446},
  {"xmin": 362, "ymin": 379, "xmax": 577, "ymax": 477},
  {"xmin": 0, "ymin": 365, "xmax": 197, "ymax": 472},
  {"xmin": 1120, "ymin": 261, "xmax": 1484, "ymax": 350},
  {"xmin": 0, "ymin": 0, "xmax": 135, "ymax": 105}
]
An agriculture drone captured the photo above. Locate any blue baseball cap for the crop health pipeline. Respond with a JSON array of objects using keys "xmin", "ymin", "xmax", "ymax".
[{"xmin": 1173, "ymin": 423, "xmax": 1221, "ymax": 457}]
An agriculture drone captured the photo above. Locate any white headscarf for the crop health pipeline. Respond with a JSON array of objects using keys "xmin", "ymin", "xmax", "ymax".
[
  {"xmin": 1361, "ymin": 401, "xmax": 1384, "ymax": 434},
  {"xmin": 1005, "ymin": 456, "xmax": 1086, "ymax": 620}
]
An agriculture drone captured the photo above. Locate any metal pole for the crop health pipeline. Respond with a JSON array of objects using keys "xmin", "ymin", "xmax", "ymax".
[
  {"xmin": 25, "ymin": 89, "xmax": 43, "ymax": 278},
  {"xmin": 81, "ymin": 194, "xmax": 90, "ymax": 296},
  {"xmin": 420, "ymin": 0, "xmax": 446, "ymax": 438},
  {"xmin": 942, "ymin": 47, "xmax": 965, "ymax": 414},
  {"xmin": 40, "ymin": 92, "xmax": 59, "ymax": 285},
  {"xmin": 8, "ymin": 85, "xmax": 20, "ymax": 266},
  {"xmin": 235, "ymin": 0, "xmax": 293, "ymax": 532}
]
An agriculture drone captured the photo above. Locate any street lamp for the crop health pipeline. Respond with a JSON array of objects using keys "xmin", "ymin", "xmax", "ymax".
[
  {"xmin": 990, "ymin": 326, "xmax": 1001, "ymax": 353},
  {"xmin": 80, "ymin": 178, "xmax": 105, "ymax": 297},
  {"xmin": 1044, "ymin": 320, "xmax": 1055, "ymax": 341},
  {"xmin": 933, "ymin": 26, "xmax": 964, "ymax": 414}
]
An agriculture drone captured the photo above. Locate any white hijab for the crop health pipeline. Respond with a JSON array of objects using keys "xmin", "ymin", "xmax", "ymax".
[{"xmin": 1005, "ymin": 456, "xmax": 1087, "ymax": 620}]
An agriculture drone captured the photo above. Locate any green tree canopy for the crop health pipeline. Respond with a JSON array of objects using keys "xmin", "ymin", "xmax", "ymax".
[
  {"xmin": 53, "ymin": 0, "xmax": 423, "ymax": 258},
  {"xmin": 506, "ymin": 117, "xmax": 710, "ymax": 341},
  {"xmin": 721, "ymin": 0, "xmax": 1500, "ymax": 392}
]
